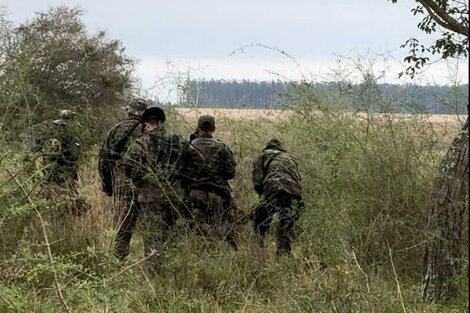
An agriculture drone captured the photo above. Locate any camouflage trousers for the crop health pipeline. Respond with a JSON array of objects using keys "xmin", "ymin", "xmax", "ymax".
[
  {"xmin": 253, "ymin": 191, "xmax": 303, "ymax": 255},
  {"xmin": 113, "ymin": 181, "xmax": 183, "ymax": 273},
  {"xmin": 112, "ymin": 192, "xmax": 140, "ymax": 262},
  {"xmin": 189, "ymin": 189, "xmax": 239, "ymax": 249}
]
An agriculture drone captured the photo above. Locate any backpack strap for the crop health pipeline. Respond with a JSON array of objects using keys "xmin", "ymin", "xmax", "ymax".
[{"xmin": 114, "ymin": 120, "xmax": 141, "ymax": 155}]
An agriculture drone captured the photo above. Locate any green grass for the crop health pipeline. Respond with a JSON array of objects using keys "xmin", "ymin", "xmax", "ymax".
[{"xmin": 0, "ymin": 106, "xmax": 467, "ymax": 312}]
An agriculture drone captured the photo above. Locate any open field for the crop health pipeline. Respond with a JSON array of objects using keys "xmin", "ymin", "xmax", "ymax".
[
  {"xmin": 175, "ymin": 107, "xmax": 466, "ymax": 146},
  {"xmin": 175, "ymin": 107, "xmax": 466, "ymax": 124}
]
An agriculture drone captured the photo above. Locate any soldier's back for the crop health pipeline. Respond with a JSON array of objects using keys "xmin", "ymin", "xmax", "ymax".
[
  {"xmin": 191, "ymin": 137, "xmax": 225, "ymax": 173},
  {"xmin": 99, "ymin": 117, "xmax": 142, "ymax": 195},
  {"xmin": 262, "ymin": 149, "xmax": 302, "ymax": 197}
]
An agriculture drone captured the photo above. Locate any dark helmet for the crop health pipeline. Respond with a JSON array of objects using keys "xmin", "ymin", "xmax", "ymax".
[{"xmin": 141, "ymin": 107, "xmax": 166, "ymax": 123}]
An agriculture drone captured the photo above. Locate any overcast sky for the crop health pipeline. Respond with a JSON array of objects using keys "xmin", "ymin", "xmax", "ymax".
[{"xmin": 2, "ymin": 0, "xmax": 468, "ymax": 100}]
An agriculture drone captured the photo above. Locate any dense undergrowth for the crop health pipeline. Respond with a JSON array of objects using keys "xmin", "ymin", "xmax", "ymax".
[{"xmin": 0, "ymin": 103, "xmax": 467, "ymax": 312}]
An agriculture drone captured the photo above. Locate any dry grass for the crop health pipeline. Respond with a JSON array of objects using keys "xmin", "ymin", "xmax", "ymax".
[
  {"xmin": 176, "ymin": 107, "xmax": 465, "ymax": 147},
  {"xmin": 0, "ymin": 107, "xmax": 467, "ymax": 313}
]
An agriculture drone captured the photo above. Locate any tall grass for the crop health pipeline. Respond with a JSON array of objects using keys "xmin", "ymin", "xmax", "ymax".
[{"xmin": 0, "ymin": 102, "xmax": 467, "ymax": 312}]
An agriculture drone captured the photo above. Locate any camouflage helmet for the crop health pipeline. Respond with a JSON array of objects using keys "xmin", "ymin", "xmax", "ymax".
[
  {"xmin": 123, "ymin": 98, "xmax": 156, "ymax": 116},
  {"xmin": 58, "ymin": 109, "xmax": 77, "ymax": 119}
]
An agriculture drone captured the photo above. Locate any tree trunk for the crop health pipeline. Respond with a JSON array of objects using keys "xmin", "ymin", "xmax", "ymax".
[{"xmin": 422, "ymin": 118, "xmax": 469, "ymax": 302}]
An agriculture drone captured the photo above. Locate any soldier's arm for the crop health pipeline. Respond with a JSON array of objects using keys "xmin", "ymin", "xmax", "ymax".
[
  {"xmin": 252, "ymin": 154, "xmax": 265, "ymax": 195},
  {"xmin": 222, "ymin": 145, "xmax": 236, "ymax": 180}
]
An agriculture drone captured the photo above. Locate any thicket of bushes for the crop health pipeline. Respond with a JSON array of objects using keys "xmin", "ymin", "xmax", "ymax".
[
  {"xmin": 1, "ymin": 101, "xmax": 467, "ymax": 312},
  {"xmin": 0, "ymin": 5, "xmax": 467, "ymax": 313}
]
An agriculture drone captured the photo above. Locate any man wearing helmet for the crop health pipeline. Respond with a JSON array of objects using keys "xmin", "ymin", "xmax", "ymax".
[
  {"xmin": 4, "ymin": 109, "xmax": 85, "ymax": 257},
  {"xmin": 98, "ymin": 98, "xmax": 154, "ymax": 261},
  {"xmin": 31, "ymin": 109, "xmax": 82, "ymax": 196}
]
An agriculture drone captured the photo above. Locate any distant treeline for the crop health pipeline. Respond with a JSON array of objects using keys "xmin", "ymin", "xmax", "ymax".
[{"xmin": 177, "ymin": 79, "xmax": 468, "ymax": 114}]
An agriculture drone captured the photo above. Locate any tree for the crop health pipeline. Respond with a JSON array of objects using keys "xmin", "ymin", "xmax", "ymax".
[
  {"xmin": 390, "ymin": 0, "xmax": 469, "ymax": 303},
  {"xmin": 391, "ymin": 0, "xmax": 468, "ymax": 78},
  {"xmin": 0, "ymin": 6, "xmax": 135, "ymax": 143}
]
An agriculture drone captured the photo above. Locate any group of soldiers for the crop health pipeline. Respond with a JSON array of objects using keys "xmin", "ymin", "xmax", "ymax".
[{"xmin": 31, "ymin": 98, "xmax": 304, "ymax": 272}]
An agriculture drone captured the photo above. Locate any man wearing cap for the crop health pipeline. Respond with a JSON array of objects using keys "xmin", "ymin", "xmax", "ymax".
[
  {"xmin": 252, "ymin": 138, "xmax": 304, "ymax": 256},
  {"xmin": 182, "ymin": 115, "xmax": 238, "ymax": 249},
  {"xmin": 118, "ymin": 107, "xmax": 186, "ymax": 271}
]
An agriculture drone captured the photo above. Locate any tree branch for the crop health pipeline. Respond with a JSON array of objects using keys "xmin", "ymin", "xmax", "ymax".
[{"xmin": 417, "ymin": 0, "xmax": 469, "ymax": 36}]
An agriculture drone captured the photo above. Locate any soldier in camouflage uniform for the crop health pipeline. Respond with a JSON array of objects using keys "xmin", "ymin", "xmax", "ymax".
[
  {"xmin": 98, "ymin": 98, "xmax": 152, "ymax": 262},
  {"xmin": 32, "ymin": 110, "xmax": 81, "ymax": 184},
  {"xmin": 119, "ymin": 107, "xmax": 186, "ymax": 271},
  {"xmin": 31, "ymin": 109, "xmax": 85, "ymax": 214},
  {"xmin": 98, "ymin": 98, "xmax": 152, "ymax": 196},
  {"xmin": 182, "ymin": 115, "xmax": 239, "ymax": 249},
  {"xmin": 252, "ymin": 138, "xmax": 303, "ymax": 255},
  {"xmin": 4, "ymin": 110, "xmax": 84, "ymax": 256}
]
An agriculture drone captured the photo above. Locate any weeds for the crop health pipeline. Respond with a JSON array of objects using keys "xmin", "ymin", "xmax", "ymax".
[{"xmin": 0, "ymin": 102, "xmax": 466, "ymax": 312}]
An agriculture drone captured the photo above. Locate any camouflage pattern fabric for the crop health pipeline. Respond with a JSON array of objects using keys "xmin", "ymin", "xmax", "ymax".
[
  {"xmin": 252, "ymin": 191, "xmax": 304, "ymax": 255},
  {"xmin": 122, "ymin": 127, "xmax": 187, "ymax": 187},
  {"xmin": 182, "ymin": 134, "xmax": 238, "ymax": 248},
  {"xmin": 31, "ymin": 119, "xmax": 81, "ymax": 184},
  {"xmin": 189, "ymin": 189, "xmax": 239, "ymax": 249},
  {"xmin": 98, "ymin": 116, "xmax": 143, "ymax": 261},
  {"xmin": 252, "ymin": 140, "xmax": 302, "ymax": 198},
  {"xmin": 252, "ymin": 139, "xmax": 303, "ymax": 255},
  {"xmin": 27, "ymin": 118, "xmax": 88, "ymax": 217},
  {"xmin": 115, "ymin": 126, "xmax": 186, "ymax": 268},
  {"xmin": 183, "ymin": 134, "xmax": 236, "ymax": 197},
  {"xmin": 98, "ymin": 116, "xmax": 142, "ymax": 196}
]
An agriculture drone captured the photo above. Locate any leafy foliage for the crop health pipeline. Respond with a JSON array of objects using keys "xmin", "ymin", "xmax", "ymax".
[
  {"xmin": 0, "ymin": 6, "xmax": 135, "ymax": 141},
  {"xmin": 390, "ymin": 0, "xmax": 469, "ymax": 78}
]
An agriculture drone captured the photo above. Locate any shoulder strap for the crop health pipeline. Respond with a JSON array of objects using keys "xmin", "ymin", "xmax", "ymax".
[{"xmin": 114, "ymin": 120, "xmax": 141, "ymax": 154}]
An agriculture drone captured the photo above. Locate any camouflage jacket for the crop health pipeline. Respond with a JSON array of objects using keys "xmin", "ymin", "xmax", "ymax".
[
  {"xmin": 252, "ymin": 146, "xmax": 302, "ymax": 198},
  {"xmin": 98, "ymin": 116, "xmax": 142, "ymax": 195},
  {"xmin": 182, "ymin": 134, "xmax": 236, "ymax": 196},
  {"xmin": 120, "ymin": 127, "xmax": 187, "ymax": 191},
  {"xmin": 31, "ymin": 119, "xmax": 81, "ymax": 184}
]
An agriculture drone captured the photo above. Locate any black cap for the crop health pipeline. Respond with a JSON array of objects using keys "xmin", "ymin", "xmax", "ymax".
[
  {"xmin": 198, "ymin": 115, "xmax": 215, "ymax": 128},
  {"xmin": 141, "ymin": 107, "xmax": 166, "ymax": 123}
]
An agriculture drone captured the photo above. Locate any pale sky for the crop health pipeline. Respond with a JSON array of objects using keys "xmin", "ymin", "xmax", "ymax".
[{"xmin": 1, "ymin": 0, "xmax": 468, "ymax": 101}]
